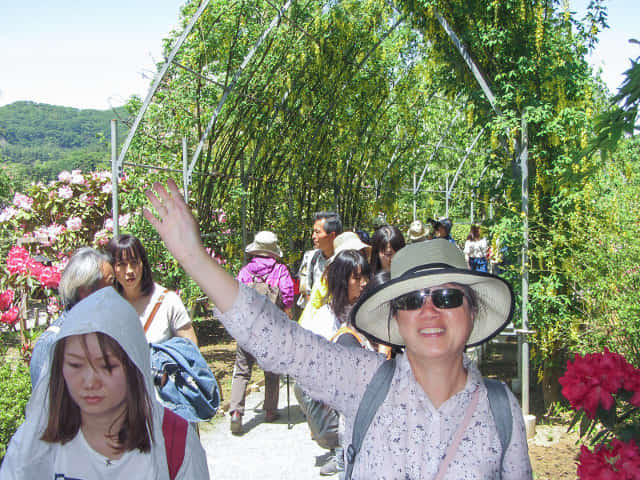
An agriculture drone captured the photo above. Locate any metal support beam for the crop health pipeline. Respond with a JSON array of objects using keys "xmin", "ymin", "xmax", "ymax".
[
  {"xmin": 448, "ymin": 128, "xmax": 484, "ymax": 196},
  {"xmin": 434, "ymin": 11, "xmax": 501, "ymax": 116},
  {"xmin": 182, "ymin": 137, "xmax": 190, "ymax": 203},
  {"xmin": 110, "ymin": 119, "xmax": 120, "ymax": 237},
  {"xmin": 520, "ymin": 112, "xmax": 530, "ymax": 417},
  {"xmin": 414, "ymin": 104, "xmax": 463, "ymax": 195},
  {"xmin": 187, "ymin": 1, "xmax": 293, "ymax": 178},
  {"xmin": 116, "ymin": 0, "xmax": 211, "ymax": 171}
]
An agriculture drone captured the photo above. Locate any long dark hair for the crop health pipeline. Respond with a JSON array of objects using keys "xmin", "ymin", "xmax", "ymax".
[
  {"xmin": 467, "ymin": 225, "xmax": 481, "ymax": 241},
  {"xmin": 41, "ymin": 333, "xmax": 153, "ymax": 453},
  {"xmin": 323, "ymin": 250, "xmax": 370, "ymax": 319},
  {"xmin": 106, "ymin": 234, "xmax": 154, "ymax": 296},
  {"xmin": 370, "ymin": 226, "xmax": 405, "ymax": 274}
]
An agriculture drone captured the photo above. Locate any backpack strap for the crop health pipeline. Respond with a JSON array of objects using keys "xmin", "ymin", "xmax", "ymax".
[
  {"xmin": 331, "ymin": 326, "xmax": 364, "ymax": 346},
  {"xmin": 308, "ymin": 249, "xmax": 323, "ymax": 291},
  {"xmin": 344, "ymin": 358, "xmax": 396, "ymax": 480},
  {"xmin": 162, "ymin": 407, "xmax": 188, "ymax": 480},
  {"xmin": 144, "ymin": 288, "xmax": 169, "ymax": 333},
  {"xmin": 483, "ymin": 378, "xmax": 513, "ymax": 479}
]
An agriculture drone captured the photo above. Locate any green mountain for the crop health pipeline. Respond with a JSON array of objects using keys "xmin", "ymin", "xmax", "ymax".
[{"xmin": 0, "ymin": 101, "xmax": 129, "ymax": 188}]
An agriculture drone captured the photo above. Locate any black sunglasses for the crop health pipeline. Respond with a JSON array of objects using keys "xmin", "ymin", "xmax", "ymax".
[{"xmin": 391, "ymin": 288, "xmax": 465, "ymax": 311}]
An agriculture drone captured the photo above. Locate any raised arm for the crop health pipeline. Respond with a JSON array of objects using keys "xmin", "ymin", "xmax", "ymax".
[{"xmin": 143, "ymin": 179, "xmax": 239, "ymax": 312}]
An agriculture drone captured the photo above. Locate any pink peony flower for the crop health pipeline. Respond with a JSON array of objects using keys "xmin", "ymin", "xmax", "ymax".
[
  {"xmin": 70, "ymin": 170, "xmax": 84, "ymax": 185},
  {"xmin": 0, "ymin": 206, "xmax": 18, "ymax": 222},
  {"xmin": 12, "ymin": 193, "xmax": 33, "ymax": 210},
  {"xmin": 93, "ymin": 228, "xmax": 110, "ymax": 246},
  {"xmin": 101, "ymin": 183, "xmax": 113, "ymax": 194},
  {"xmin": 118, "ymin": 213, "xmax": 131, "ymax": 228},
  {"xmin": 47, "ymin": 296, "xmax": 61, "ymax": 315},
  {"xmin": 104, "ymin": 218, "xmax": 114, "ymax": 232},
  {"xmin": 57, "ymin": 185, "xmax": 73, "ymax": 199},
  {"xmin": 6, "ymin": 246, "xmax": 31, "ymax": 275},
  {"xmin": 58, "ymin": 171, "xmax": 72, "ymax": 183},
  {"xmin": 38, "ymin": 266, "xmax": 61, "ymax": 289},
  {"xmin": 0, "ymin": 306, "xmax": 19, "ymax": 326},
  {"xmin": 0, "ymin": 289, "xmax": 15, "ymax": 311},
  {"xmin": 66, "ymin": 216, "xmax": 83, "ymax": 231}
]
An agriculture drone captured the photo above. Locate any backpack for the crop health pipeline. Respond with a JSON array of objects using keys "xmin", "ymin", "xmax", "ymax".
[
  {"xmin": 163, "ymin": 407, "xmax": 188, "ymax": 480},
  {"xmin": 150, "ymin": 337, "xmax": 221, "ymax": 423},
  {"xmin": 248, "ymin": 272, "xmax": 285, "ymax": 310},
  {"xmin": 344, "ymin": 359, "xmax": 513, "ymax": 480}
]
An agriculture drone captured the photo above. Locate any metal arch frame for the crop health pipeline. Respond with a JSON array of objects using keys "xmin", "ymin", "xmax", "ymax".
[{"xmin": 111, "ymin": 0, "xmax": 212, "ymax": 236}]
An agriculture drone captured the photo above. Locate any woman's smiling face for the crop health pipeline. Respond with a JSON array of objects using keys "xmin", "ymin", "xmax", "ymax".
[{"xmin": 394, "ymin": 283, "xmax": 473, "ymax": 363}]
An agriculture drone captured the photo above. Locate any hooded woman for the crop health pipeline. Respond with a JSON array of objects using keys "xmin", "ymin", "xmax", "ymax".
[
  {"xmin": 144, "ymin": 178, "xmax": 532, "ymax": 479},
  {"xmin": 0, "ymin": 287, "xmax": 209, "ymax": 479}
]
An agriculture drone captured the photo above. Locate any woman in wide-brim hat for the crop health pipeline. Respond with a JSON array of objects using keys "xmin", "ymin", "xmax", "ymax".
[{"xmin": 144, "ymin": 179, "xmax": 533, "ymax": 479}]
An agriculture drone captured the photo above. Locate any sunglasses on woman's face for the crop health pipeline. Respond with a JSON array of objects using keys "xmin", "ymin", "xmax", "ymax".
[{"xmin": 391, "ymin": 288, "xmax": 465, "ymax": 311}]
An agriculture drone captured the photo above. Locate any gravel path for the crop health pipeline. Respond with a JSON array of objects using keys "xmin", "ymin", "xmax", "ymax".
[{"xmin": 200, "ymin": 378, "xmax": 334, "ymax": 479}]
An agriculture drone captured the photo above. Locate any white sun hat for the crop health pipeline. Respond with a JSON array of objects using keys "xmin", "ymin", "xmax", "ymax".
[
  {"xmin": 351, "ymin": 238, "xmax": 513, "ymax": 348},
  {"xmin": 330, "ymin": 231, "xmax": 371, "ymax": 261}
]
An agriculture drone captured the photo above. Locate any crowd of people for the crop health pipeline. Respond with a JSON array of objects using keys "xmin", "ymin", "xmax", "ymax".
[{"xmin": 0, "ymin": 178, "xmax": 527, "ymax": 479}]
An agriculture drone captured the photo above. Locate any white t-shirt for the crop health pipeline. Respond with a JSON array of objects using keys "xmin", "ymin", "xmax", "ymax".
[
  {"xmin": 464, "ymin": 238, "xmax": 488, "ymax": 259},
  {"xmin": 53, "ymin": 429, "xmax": 152, "ymax": 479},
  {"xmin": 141, "ymin": 283, "xmax": 192, "ymax": 343}
]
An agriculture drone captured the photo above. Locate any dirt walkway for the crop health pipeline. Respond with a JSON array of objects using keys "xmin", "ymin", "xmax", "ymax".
[{"xmin": 200, "ymin": 379, "xmax": 331, "ymax": 479}]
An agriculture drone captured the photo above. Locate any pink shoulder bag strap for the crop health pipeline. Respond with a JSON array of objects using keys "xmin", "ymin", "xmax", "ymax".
[{"xmin": 433, "ymin": 388, "xmax": 481, "ymax": 480}]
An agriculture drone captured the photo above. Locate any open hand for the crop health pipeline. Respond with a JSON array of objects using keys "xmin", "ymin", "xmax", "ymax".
[{"xmin": 143, "ymin": 179, "xmax": 204, "ymax": 266}]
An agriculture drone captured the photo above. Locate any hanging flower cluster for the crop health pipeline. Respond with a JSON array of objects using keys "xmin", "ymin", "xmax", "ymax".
[{"xmin": 560, "ymin": 348, "xmax": 640, "ymax": 479}]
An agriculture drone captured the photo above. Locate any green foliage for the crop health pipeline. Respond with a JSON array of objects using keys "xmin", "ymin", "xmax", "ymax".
[
  {"xmin": 0, "ymin": 359, "xmax": 30, "ymax": 461},
  {"xmin": 565, "ymin": 136, "xmax": 640, "ymax": 365}
]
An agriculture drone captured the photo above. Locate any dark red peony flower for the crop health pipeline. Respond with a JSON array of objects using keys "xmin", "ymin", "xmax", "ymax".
[
  {"xmin": 578, "ymin": 440, "xmax": 640, "ymax": 479},
  {"xmin": 559, "ymin": 348, "xmax": 631, "ymax": 419}
]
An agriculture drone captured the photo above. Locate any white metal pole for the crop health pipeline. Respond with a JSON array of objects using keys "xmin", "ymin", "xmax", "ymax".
[
  {"xmin": 521, "ymin": 113, "xmax": 530, "ymax": 417},
  {"xmin": 111, "ymin": 120, "xmax": 119, "ymax": 238}
]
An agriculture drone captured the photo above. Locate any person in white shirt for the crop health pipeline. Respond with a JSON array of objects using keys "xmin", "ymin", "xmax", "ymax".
[
  {"xmin": 464, "ymin": 225, "xmax": 489, "ymax": 272},
  {"xmin": 106, "ymin": 234, "xmax": 198, "ymax": 346}
]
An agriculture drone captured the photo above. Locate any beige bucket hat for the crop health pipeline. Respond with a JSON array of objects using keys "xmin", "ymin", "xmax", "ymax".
[
  {"xmin": 407, "ymin": 220, "xmax": 429, "ymax": 242},
  {"xmin": 351, "ymin": 239, "xmax": 513, "ymax": 348},
  {"xmin": 245, "ymin": 231, "xmax": 283, "ymax": 258}
]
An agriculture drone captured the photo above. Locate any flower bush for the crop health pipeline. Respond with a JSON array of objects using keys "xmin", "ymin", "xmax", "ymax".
[{"xmin": 560, "ymin": 348, "xmax": 640, "ymax": 478}]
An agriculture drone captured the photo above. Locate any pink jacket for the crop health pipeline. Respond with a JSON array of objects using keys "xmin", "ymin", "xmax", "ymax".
[{"xmin": 236, "ymin": 256, "xmax": 295, "ymax": 309}]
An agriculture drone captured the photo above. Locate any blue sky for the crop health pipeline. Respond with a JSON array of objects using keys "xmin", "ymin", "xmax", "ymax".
[{"xmin": 0, "ymin": 1, "xmax": 637, "ymax": 110}]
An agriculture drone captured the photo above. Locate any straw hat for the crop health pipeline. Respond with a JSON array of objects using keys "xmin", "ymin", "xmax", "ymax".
[
  {"xmin": 330, "ymin": 231, "xmax": 371, "ymax": 261},
  {"xmin": 245, "ymin": 231, "xmax": 283, "ymax": 258},
  {"xmin": 407, "ymin": 220, "xmax": 429, "ymax": 242},
  {"xmin": 351, "ymin": 239, "xmax": 513, "ymax": 348}
]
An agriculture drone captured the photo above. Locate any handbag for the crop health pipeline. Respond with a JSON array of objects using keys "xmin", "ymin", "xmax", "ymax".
[{"xmin": 146, "ymin": 290, "xmax": 221, "ymax": 423}]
